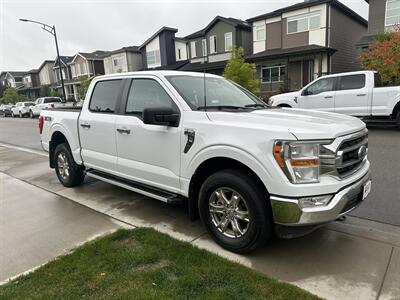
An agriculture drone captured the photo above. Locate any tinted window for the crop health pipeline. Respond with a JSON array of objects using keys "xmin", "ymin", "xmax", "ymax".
[
  {"xmin": 306, "ymin": 77, "xmax": 335, "ymax": 95},
  {"xmin": 89, "ymin": 80, "xmax": 122, "ymax": 113},
  {"xmin": 125, "ymin": 79, "xmax": 177, "ymax": 118},
  {"xmin": 338, "ymin": 75, "xmax": 365, "ymax": 91},
  {"xmin": 44, "ymin": 97, "xmax": 62, "ymax": 103}
]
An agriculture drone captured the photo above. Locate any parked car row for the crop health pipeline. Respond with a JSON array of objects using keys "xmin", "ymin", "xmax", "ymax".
[{"xmin": 0, "ymin": 97, "xmax": 68, "ymax": 118}]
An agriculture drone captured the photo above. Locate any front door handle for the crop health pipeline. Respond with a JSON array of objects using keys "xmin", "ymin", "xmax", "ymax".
[
  {"xmin": 324, "ymin": 96, "xmax": 333, "ymax": 99},
  {"xmin": 357, "ymin": 94, "xmax": 367, "ymax": 97},
  {"xmin": 80, "ymin": 123, "xmax": 91, "ymax": 128},
  {"xmin": 116, "ymin": 127, "xmax": 131, "ymax": 134}
]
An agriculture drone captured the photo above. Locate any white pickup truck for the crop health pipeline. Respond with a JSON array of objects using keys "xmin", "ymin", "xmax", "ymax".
[
  {"xmin": 40, "ymin": 71, "xmax": 371, "ymax": 253},
  {"xmin": 268, "ymin": 71, "xmax": 400, "ymax": 128}
]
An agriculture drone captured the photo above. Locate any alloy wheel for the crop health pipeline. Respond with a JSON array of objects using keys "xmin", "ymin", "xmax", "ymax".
[
  {"xmin": 208, "ymin": 187, "xmax": 250, "ymax": 238},
  {"xmin": 57, "ymin": 152, "xmax": 70, "ymax": 180}
]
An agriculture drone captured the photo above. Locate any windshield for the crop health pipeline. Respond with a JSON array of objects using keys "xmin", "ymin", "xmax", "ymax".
[
  {"xmin": 44, "ymin": 97, "xmax": 62, "ymax": 103},
  {"xmin": 166, "ymin": 75, "xmax": 265, "ymax": 110},
  {"xmin": 24, "ymin": 102, "xmax": 35, "ymax": 106}
]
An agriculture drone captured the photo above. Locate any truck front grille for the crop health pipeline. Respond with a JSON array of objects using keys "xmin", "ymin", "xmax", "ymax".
[{"xmin": 320, "ymin": 129, "xmax": 368, "ymax": 179}]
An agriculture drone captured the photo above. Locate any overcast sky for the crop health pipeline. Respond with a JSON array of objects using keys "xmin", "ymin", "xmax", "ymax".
[{"xmin": 0, "ymin": 0, "xmax": 368, "ymax": 72}]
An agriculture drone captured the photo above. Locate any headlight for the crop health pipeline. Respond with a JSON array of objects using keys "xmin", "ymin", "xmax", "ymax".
[{"xmin": 273, "ymin": 140, "xmax": 331, "ymax": 184}]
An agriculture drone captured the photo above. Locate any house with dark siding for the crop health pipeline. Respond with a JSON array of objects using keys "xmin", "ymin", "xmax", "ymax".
[
  {"xmin": 180, "ymin": 16, "xmax": 252, "ymax": 74},
  {"xmin": 357, "ymin": 0, "xmax": 400, "ymax": 48},
  {"xmin": 246, "ymin": 0, "xmax": 367, "ymax": 98}
]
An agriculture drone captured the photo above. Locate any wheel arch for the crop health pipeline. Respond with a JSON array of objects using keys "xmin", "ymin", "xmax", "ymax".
[
  {"xmin": 187, "ymin": 155, "xmax": 271, "ymax": 221},
  {"xmin": 392, "ymin": 100, "xmax": 400, "ymax": 120}
]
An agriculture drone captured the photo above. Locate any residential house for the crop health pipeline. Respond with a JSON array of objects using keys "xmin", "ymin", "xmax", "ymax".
[
  {"xmin": 0, "ymin": 71, "xmax": 25, "ymax": 89},
  {"xmin": 180, "ymin": 16, "xmax": 252, "ymax": 74},
  {"xmin": 53, "ymin": 56, "xmax": 74, "ymax": 99},
  {"xmin": 66, "ymin": 50, "xmax": 109, "ymax": 100},
  {"xmin": 246, "ymin": 0, "xmax": 367, "ymax": 98},
  {"xmin": 103, "ymin": 46, "xmax": 142, "ymax": 74},
  {"xmin": 19, "ymin": 69, "xmax": 41, "ymax": 100},
  {"xmin": 139, "ymin": 27, "xmax": 189, "ymax": 71},
  {"xmin": 38, "ymin": 60, "xmax": 56, "ymax": 88},
  {"xmin": 357, "ymin": 0, "xmax": 400, "ymax": 48}
]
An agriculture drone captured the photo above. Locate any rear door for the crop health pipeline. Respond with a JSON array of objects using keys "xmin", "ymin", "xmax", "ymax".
[
  {"xmin": 298, "ymin": 77, "xmax": 336, "ymax": 112},
  {"xmin": 114, "ymin": 76, "xmax": 182, "ymax": 192},
  {"xmin": 334, "ymin": 74, "xmax": 368, "ymax": 116},
  {"xmin": 79, "ymin": 79, "xmax": 123, "ymax": 173}
]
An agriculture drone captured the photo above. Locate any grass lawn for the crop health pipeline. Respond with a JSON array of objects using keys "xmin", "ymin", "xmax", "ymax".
[{"xmin": 0, "ymin": 228, "xmax": 320, "ymax": 299}]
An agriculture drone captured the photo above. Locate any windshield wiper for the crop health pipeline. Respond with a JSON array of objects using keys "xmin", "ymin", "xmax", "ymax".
[
  {"xmin": 244, "ymin": 103, "xmax": 268, "ymax": 108},
  {"xmin": 197, "ymin": 105, "xmax": 248, "ymax": 111}
]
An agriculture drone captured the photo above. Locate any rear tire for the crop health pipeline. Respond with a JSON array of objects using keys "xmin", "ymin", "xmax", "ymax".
[
  {"xmin": 54, "ymin": 143, "xmax": 85, "ymax": 187},
  {"xmin": 198, "ymin": 169, "xmax": 273, "ymax": 253}
]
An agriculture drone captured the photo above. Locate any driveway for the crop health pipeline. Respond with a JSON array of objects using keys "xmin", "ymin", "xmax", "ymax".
[{"xmin": 0, "ymin": 147, "xmax": 123, "ymax": 282}]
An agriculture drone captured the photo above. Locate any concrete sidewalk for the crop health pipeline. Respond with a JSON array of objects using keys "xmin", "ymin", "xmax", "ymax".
[{"xmin": 0, "ymin": 144, "xmax": 399, "ymax": 300}]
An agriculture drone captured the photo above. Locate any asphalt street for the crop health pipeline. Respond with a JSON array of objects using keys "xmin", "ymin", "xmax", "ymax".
[{"xmin": 0, "ymin": 116, "xmax": 399, "ymax": 226}]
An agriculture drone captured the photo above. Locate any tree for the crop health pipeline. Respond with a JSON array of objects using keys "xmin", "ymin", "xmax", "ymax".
[
  {"xmin": 0, "ymin": 87, "xmax": 26, "ymax": 104},
  {"xmin": 359, "ymin": 29, "xmax": 400, "ymax": 85},
  {"xmin": 78, "ymin": 76, "xmax": 94, "ymax": 100},
  {"xmin": 39, "ymin": 85, "xmax": 52, "ymax": 97},
  {"xmin": 223, "ymin": 47, "xmax": 260, "ymax": 94}
]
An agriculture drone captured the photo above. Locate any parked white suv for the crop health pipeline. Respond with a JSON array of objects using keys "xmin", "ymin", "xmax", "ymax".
[
  {"xmin": 30, "ymin": 97, "xmax": 64, "ymax": 118},
  {"xmin": 39, "ymin": 71, "xmax": 371, "ymax": 253},
  {"xmin": 11, "ymin": 101, "xmax": 36, "ymax": 118},
  {"xmin": 269, "ymin": 71, "xmax": 400, "ymax": 127}
]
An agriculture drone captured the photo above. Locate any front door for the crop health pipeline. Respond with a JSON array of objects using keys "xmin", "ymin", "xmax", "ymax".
[
  {"xmin": 115, "ymin": 77, "xmax": 182, "ymax": 193},
  {"xmin": 299, "ymin": 76, "xmax": 336, "ymax": 112},
  {"xmin": 79, "ymin": 79, "xmax": 123, "ymax": 173},
  {"xmin": 334, "ymin": 74, "xmax": 368, "ymax": 116}
]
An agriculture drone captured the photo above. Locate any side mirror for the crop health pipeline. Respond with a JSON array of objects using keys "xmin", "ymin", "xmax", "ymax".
[{"xmin": 143, "ymin": 107, "xmax": 180, "ymax": 127}]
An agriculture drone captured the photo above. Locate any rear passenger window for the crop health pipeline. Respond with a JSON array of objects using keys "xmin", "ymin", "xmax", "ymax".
[
  {"xmin": 338, "ymin": 75, "xmax": 365, "ymax": 91},
  {"xmin": 89, "ymin": 80, "xmax": 122, "ymax": 113},
  {"xmin": 125, "ymin": 79, "xmax": 177, "ymax": 118}
]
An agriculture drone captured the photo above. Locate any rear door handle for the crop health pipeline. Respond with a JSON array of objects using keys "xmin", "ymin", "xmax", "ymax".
[
  {"xmin": 357, "ymin": 94, "xmax": 367, "ymax": 96},
  {"xmin": 324, "ymin": 96, "xmax": 333, "ymax": 99},
  {"xmin": 80, "ymin": 123, "xmax": 91, "ymax": 128},
  {"xmin": 116, "ymin": 127, "xmax": 131, "ymax": 134}
]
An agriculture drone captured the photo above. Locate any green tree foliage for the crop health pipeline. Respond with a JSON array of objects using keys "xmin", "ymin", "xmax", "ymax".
[
  {"xmin": 0, "ymin": 87, "xmax": 27, "ymax": 104},
  {"xmin": 78, "ymin": 76, "xmax": 94, "ymax": 100},
  {"xmin": 223, "ymin": 47, "xmax": 260, "ymax": 94},
  {"xmin": 39, "ymin": 85, "xmax": 52, "ymax": 97}
]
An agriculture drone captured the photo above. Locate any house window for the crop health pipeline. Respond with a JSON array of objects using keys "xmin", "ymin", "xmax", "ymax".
[
  {"xmin": 210, "ymin": 35, "xmax": 217, "ymax": 54},
  {"xmin": 113, "ymin": 58, "xmax": 122, "ymax": 67},
  {"xmin": 224, "ymin": 32, "xmax": 233, "ymax": 51},
  {"xmin": 254, "ymin": 24, "xmax": 266, "ymax": 41},
  {"xmin": 261, "ymin": 65, "xmax": 286, "ymax": 83},
  {"xmin": 202, "ymin": 39, "xmax": 207, "ymax": 57},
  {"xmin": 178, "ymin": 49, "xmax": 182, "ymax": 60},
  {"xmin": 191, "ymin": 41, "xmax": 197, "ymax": 58},
  {"xmin": 146, "ymin": 50, "xmax": 160, "ymax": 66},
  {"xmin": 287, "ymin": 12, "xmax": 321, "ymax": 34},
  {"xmin": 71, "ymin": 65, "xmax": 76, "ymax": 77},
  {"xmin": 386, "ymin": 0, "xmax": 400, "ymax": 26}
]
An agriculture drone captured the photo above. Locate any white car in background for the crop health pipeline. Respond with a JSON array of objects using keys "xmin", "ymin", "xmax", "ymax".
[
  {"xmin": 11, "ymin": 102, "xmax": 36, "ymax": 118},
  {"xmin": 30, "ymin": 97, "xmax": 64, "ymax": 118}
]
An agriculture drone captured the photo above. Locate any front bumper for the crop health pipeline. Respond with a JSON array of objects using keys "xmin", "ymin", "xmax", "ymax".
[{"xmin": 270, "ymin": 170, "xmax": 371, "ymax": 226}]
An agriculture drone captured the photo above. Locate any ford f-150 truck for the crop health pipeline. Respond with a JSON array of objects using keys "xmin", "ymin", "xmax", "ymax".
[
  {"xmin": 40, "ymin": 71, "xmax": 372, "ymax": 253},
  {"xmin": 268, "ymin": 71, "xmax": 400, "ymax": 128}
]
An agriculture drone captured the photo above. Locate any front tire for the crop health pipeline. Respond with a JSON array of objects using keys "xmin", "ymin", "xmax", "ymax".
[
  {"xmin": 30, "ymin": 110, "xmax": 34, "ymax": 118},
  {"xmin": 198, "ymin": 169, "xmax": 273, "ymax": 253},
  {"xmin": 54, "ymin": 143, "xmax": 85, "ymax": 187}
]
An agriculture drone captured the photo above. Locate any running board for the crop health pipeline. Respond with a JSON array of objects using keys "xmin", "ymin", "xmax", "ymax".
[{"xmin": 85, "ymin": 169, "xmax": 183, "ymax": 205}]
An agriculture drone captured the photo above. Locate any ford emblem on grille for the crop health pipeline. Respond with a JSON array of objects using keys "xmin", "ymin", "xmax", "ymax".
[{"xmin": 358, "ymin": 145, "xmax": 367, "ymax": 160}]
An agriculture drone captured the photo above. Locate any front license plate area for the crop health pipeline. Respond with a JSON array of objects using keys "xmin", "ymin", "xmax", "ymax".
[{"xmin": 362, "ymin": 180, "xmax": 372, "ymax": 200}]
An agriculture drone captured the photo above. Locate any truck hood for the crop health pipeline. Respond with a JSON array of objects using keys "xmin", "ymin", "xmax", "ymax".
[
  {"xmin": 270, "ymin": 91, "xmax": 300, "ymax": 101},
  {"xmin": 207, "ymin": 108, "xmax": 366, "ymax": 140}
]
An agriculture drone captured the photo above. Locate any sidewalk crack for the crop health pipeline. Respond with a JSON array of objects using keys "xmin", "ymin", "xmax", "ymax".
[{"xmin": 376, "ymin": 246, "xmax": 394, "ymax": 300}]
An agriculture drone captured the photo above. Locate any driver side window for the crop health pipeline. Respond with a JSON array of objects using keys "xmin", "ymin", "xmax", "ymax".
[{"xmin": 306, "ymin": 77, "xmax": 335, "ymax": 95}]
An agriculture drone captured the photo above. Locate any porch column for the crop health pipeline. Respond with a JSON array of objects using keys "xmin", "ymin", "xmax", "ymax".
[{"xmin": 318, "ymin": 53, "xmax": 323, "ymax": 77}]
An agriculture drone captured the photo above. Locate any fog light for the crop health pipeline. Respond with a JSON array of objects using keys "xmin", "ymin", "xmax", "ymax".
[{"xmin": 299, "ymin": 195, "xmax": 332, "ymax": 209}]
